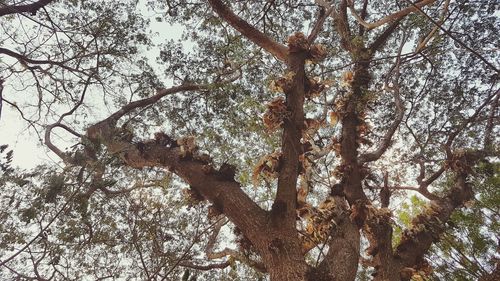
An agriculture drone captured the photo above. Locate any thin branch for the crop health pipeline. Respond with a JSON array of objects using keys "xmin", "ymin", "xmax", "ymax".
[
  {"xmin": 0, "ymin": 47, "xmax": 86, "ymax": 74},
  {"xmin": 402, "ymin": 0, "xmax": 499, "ymax": 74},
  {"xmin": 178, "ymin": 260, "xmax": 231, "ymax": 270},
  {"xmin": 360, "ymin": 33, "xmax": 406, "ymax": 163},
  {"xmin": 105, "ymin": 83, "xmax": 207, "ymax": 124},
  {"xmin": 0, "ymin": 0, "xmax": 54, "ymax": 17},
  {"xmin": 45, "ymin": 75, "xmax": 92, "ymax": 162},
  {"xmin": 483, "ymin": 89, "xmax": 499, "ymax": 150},
  {"xmin": 415, "ymin": 0, "xmax": 450, "ymax": 52},
  {"xmin": 444, "ymin": 89, "xmax": 499, "ymax": 158},
  {"xmin": 0, "ymin": 171, "xmax": 92, "ymax": 268},
  {"xmin": 348, "ymin": 0, "xmax": 436, "ymax": 30}
]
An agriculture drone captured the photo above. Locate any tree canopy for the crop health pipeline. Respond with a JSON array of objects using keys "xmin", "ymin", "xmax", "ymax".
[{"xmin": 0, "ymin": 0, "xmax": 498, "ymax": 280}]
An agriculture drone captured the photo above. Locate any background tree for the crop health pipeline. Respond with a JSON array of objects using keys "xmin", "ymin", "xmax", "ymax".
[{"xmin": 0, "ymin": 0, "xmax": 498, "ymax": 280}]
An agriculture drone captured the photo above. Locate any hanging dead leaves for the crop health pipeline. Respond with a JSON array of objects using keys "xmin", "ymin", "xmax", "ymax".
[
  {"xmin": 262, "ymin": 97, "xmax": 288, "ymax": 132},
  {"xmin": 252, "ymin": 150, "xmax": 282, "ymax": 187},
  {"xmin": 287, "ymin": 31, "xmax": 328, "ymax": 63},
  {"xmin": 287, "ymin": 32, "xmax": 309, "ymax": 53},
  {"xmin": 305, "ymin": 76, "xmax": 326, "ymax": 99},
  {"xmin": 298, "ymin": 196, "xmax": 339, "ymax": 253}
]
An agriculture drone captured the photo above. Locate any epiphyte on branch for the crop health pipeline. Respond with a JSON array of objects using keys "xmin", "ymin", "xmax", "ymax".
[
  {"xmin": 177, "ymin": 136, "xmax": 197, "ymax": 158},
  {"xmin": 154, "ymin": 132, "xmax": 178, "ymax": 148},
  {"xmin": 252, "ymin": 151, "xmax": 282, "ymax": 186},
  {"xmin": 263, "ymin": 97, "xmax": 289, "ymax": 131},
  {"xmin": 288, "ymin": 32, "xmax": 309, "ymax": 52}
]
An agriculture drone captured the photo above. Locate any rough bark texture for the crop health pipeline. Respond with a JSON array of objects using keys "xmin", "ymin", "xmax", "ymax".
[
  {"xmin": 313, "ymin": 205, "xmax": 361, "ymax": 281},
  {"xmin": 55, "ymin": 1, "xmax": 490, "ymax": 281}
]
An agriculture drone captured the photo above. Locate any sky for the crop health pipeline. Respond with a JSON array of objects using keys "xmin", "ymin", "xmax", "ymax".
[{"xmin": 0, "ymin": 1, "xmax": 188, "ymax": 170}]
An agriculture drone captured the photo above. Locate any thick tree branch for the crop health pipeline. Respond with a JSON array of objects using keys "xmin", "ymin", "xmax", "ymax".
[
  {"xmin": 314, "ymin": 198, "xmax": 360, "ymax": 281},
  {"xmin": 333, "ymin": 0, "xmax": 353, "ymax": 52},
  {"xmin": 179, "ymin": 260, "xmax": 231, "ymax": 270},
  {"xmin": 393, "ymin": 150, "xmax": 484, "ymax": 275},
  {"xmin": 369, "ymin": 19, "xmax": 402, "ymax": 52},
  {"xmin": 85, "ymin": 126, "xmax": 268, "ymax": 258},
  {"xmin": 0, "ymin": 0, "xmax": 54, "ymax": 17},
  {"xmin": 272, "ymin": 48, "xmax": 308, "ymax": 226},
  {"xmin": 112, "ymin": 139, "xmax": 268, "ymax": 249},
  {"xmin": 207, "ymin": 0, "xmax": 288, "ymax": 62},
  {"xmin": 364, "ymin": 207, "xmax": 395, "ymax": 281},
  {"xmin": 307, "ymin": 4, "xmax": 334, "ymax": 44},
  {"xmin": 357, "ymin": 0, "xmax": 369, "ymax": 35}
]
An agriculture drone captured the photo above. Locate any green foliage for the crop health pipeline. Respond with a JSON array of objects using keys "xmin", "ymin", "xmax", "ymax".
[
  {"xmin": 429, "ymin": 161, "xmax": 499, "ymax": 280},
  {"xmin": 0, "ymin": 0, "xmax": 498, "ymax": 280},
  {"xmin": 393, "ymin": 195, "xmax": 427, "ymax": 245}
]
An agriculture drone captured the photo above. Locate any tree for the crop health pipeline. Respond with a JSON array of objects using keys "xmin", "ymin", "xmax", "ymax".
[{"xmin": 0, "ymin": 0, "xmax": 498, "ymax": 280}]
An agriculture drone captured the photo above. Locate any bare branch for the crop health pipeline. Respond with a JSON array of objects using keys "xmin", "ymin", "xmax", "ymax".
[
  {"xmin": 207, "ymin": 0, "xmax": 288, "ymax": 62},
  {"xmin": 415, "ymin": 0, "xmax": 450, "ymax": 52},
  {"xmin": 0, "ymin": 0, "xmax": 54, "ymax": 17},
  {"xmin": 308, "ymin": 4, "xmax": 335, "ymax": 44},
  {"xmin": 0, "ymin": 47, "xmax": 85, "ymax": 74},
  {"xmin": 402, "ymin": 0, "xmax": 499, "ymax": 74},
  {"xmin": 179, "ymin": 260, "xmax": 231, "ymax": 270},
  {"xmin": 360, "ymin": 34, "xmax": 406, "ymax": 163},
  {"xmin": 45, "ymin": 75, "xmax": 92, "ymax": 163},
  {"xmin": 348, "ymin": 0, "xmax": 436, "ymax": 30}
]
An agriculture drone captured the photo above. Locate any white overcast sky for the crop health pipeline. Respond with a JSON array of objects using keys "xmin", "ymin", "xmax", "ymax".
[{"xmin": 0, "ymin": 1, "xmax": 190, "ymax": 169}]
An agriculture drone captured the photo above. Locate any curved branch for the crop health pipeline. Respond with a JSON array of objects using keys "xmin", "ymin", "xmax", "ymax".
[
  {"xmin": 45, "ymin": 75, "xmax": 92, "ymax": 163},
  {"xmin": 0, "ymin": 47, "xmax": 85, "ymax": 74},
  {"xmin": 360, "ymin": 36, "xmax": 406, "ymax": 163},
  {"xmin": 348, "ymin": 0, "xmax": 436, "ymax": 30},
  {"xmin": 207, "ymin": 0, "xmax": 288, "ymax": 62},
  {"xmin": 394, "ymin": 150, "xmax": 485, "ymax": 272},
  {"xmin": 415, "ymin": 0, "xmax": 450, "ymax": 52},
  {"xmin": 0, "ymin": 0, "xmax": 54, "ymax": 17},
  {"xmin": 308, "ymin": 4, "xmax": 335, "ymax": 44},
  {"xmin": 402, "ymin": 0, "xmax": 499, "ymax": 74}
]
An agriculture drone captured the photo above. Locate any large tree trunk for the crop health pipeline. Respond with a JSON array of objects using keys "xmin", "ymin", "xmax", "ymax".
[{"xmin": 251, "ymin": 227, "xmax": 310, "ymax": 281}]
